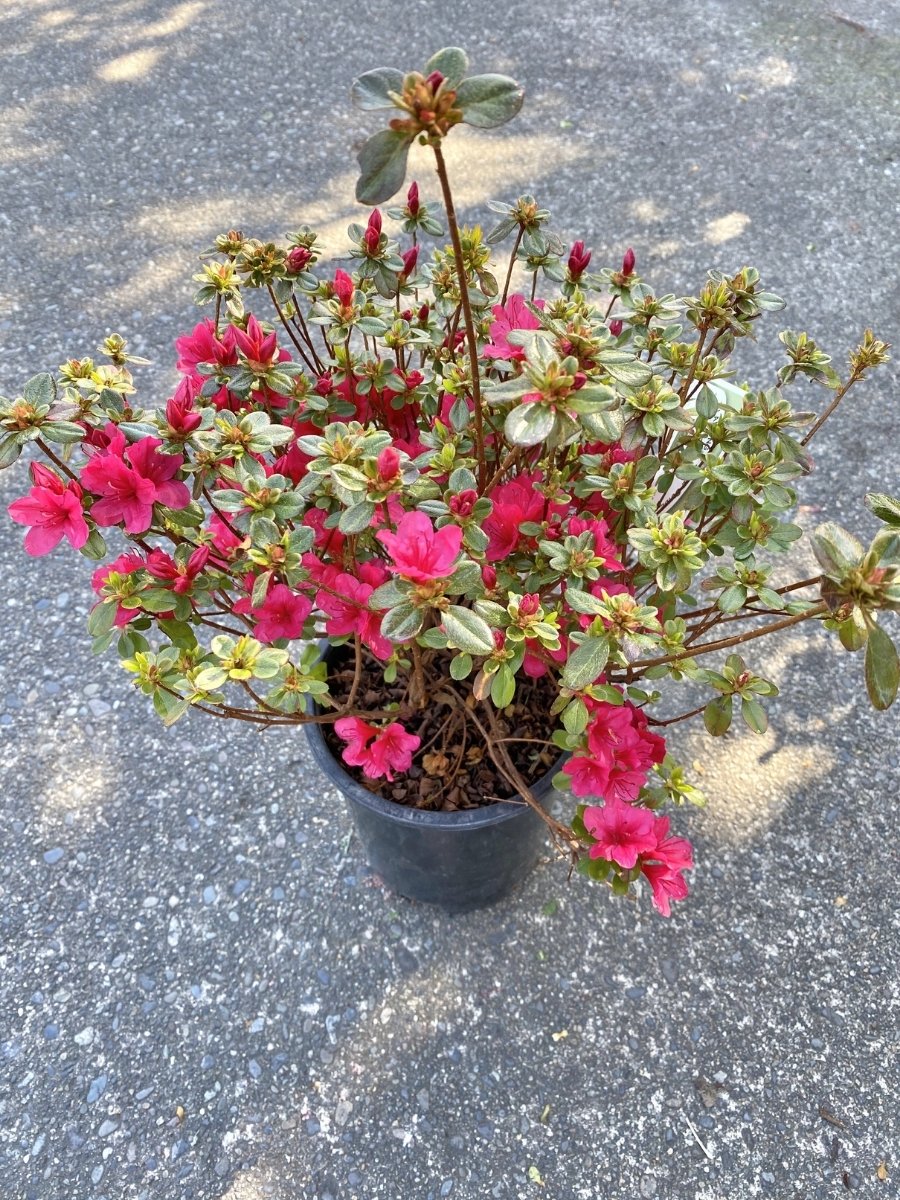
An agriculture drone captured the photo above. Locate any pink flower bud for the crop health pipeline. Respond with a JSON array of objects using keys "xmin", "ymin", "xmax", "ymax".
[
  {"xmin": 622, "ymin": 247, "xmax": 636, "ymax": 277},
  {"xmin": 376, "ymin": 446, "xmax": 401, "ymax": 481},
  {"xmin": 165, "ymin": 391, "xmax": 202, "ymax": 435},
  {"xmin": 481, "ymin": 565, "xmax": 497, "ymax": 589},
  {"xmin": 567, "ymin": 240, "xmax": 592, "ymax": 278},
  {"xmin": 519, "ymin": 593, "xmax": 541, "ymax": 617},
  {"xmin": 426, "ymin": 70, "xmax": 444, "ymax": 90},
  {"xmin": 363, "ymin": 212, "xmax": 381, "ymax": 255},
  {"xmin": 367, "ymin": 208, "xmax": 382, "ymax": 236},
  {"xmin": 333, "ymin": 270, "xmax": 354, "ymax": 306},
  {"xmin": 407, "ymin": 181, "xmax": 420, "ymax": 216},
  {"xmin": 492, "ymin": 629, "xmax": 506, "ymax": 650},
  {"xmin": 572, "ymin": 372, "xmax": 587, "ymax": 390},
  {"xmin": 285, "ymin": 245, "xmax": 312, "ymax": 274},
  {"xmin": 401, "ymin": 246, "xmax": 419, "ymax": 277},
  {"xmin": 315, "ymin": 372, "xmax": 334, "ymax": 396},
  {"xmin": 400, "ymin": 308, "xmax": 413, "ymax": 321},
  {"xmin": 448, "ymin": 488, "xmax": 478, "ymax": 518},
  {"xmin": 404, "ymin": 369, "xmax": 424, "ymax": 390},
  {"xmin": 417, "ymin": 303, "xmax": 430, "ymax": 323},
  {"xmin": 609, "ymin": 319, "xmax": 623, "ymax": 336}
]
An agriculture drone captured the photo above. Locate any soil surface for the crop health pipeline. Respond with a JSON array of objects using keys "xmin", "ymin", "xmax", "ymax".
[{"xmin": 321, "ymin": 647, "xmax": 559, "ymax": 810}]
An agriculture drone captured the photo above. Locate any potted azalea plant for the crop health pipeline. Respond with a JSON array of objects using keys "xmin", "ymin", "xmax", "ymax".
[{"xmin": 2, "ymin": 48, "xmax": 897, "ymax": 915}]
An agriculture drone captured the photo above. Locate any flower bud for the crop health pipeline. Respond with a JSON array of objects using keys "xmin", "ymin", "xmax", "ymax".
[
  {"xmin": 407, "ymin": 181, "xmax": 420, "ymax": 216},
  {"xmin": 315, "ymin": 372, "xmax": 334, "ymax": 396},
  {"xmin": 363, "ymin": 210, "xmax": 382, "ymax": 256},
  {"xmin": 572, "ymin": 371, "xmax": 587, "ymax": 390},
  {"xmin": 333, "ymin": 269, "xmax": 354, "ymax": 306},
  {"xmin": 481, "ymin": 565, "xmax": 497, "ymax": 589},
  {"xmin": 448, "ymin": 488, "xmax": 478, "ymax": 518},
  {"xmin": 519, "ymin": 592, "xmax": 541, "ymax": 617},
  {"xmin": 417, "ymin": 303, "xmax": 430, "ymax": 324},
  {"xmin": 426, "ymin": 70, "xmax": 444, "ymax": 91},
  {"xmin": 609, "ymin": 319, "xmax": 623, "ymax": 336},
  {"xmin": 404, "ymin": 369, "xmax": 424, "ymax": 390},
  {"xmin": 622, "ymin": 247, "xmax": 636, "ymax": 277},
  {"xmin": 401, "ymin": 246, "xmax": 419, "ymax": 277},
  {"xmin": 376, "ymin": 446, "xmax": 401, "ymax": 482},
  {"xmin": 567, "ymin": 240, "xmax": 592, "ymax": 278},
  {"xmin": 166, "ymin": 391, "xmax": 202, "ymax": 435},
  {"xmin": 285, "ymin": 245, "xmax": 312, "ymax": 274}
]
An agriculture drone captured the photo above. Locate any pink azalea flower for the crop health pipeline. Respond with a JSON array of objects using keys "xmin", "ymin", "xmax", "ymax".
[
  {"xmin": 563, "ymin": 753, "xmax": 613, "ymax": 798},
  {"xmin": 483, "ymin": 472, "xmax": 545, "ymax": 561},
  {"xmin": 335, "ymin": 717, "xmax": 420, "ymax": 781},
  {"xmin": 232, "ymin": 314, "xmax": 281, "ymax": 371},
  {"xmin": 8, "ymin": 463, "xmax": 89, "ymax": 556},
  {"xmin": 316, "ymin": 569, "xmax": 393, "ymax": 661},
  {"xmin": 334, "ymin": 715, "xmax": 379, "ymax": 769},
  {"xmin": 81, "ymin": 436, "xmax": 190, "ymax": 534},
  {"xmin": 482, "ymin": 294, "xmax": 544, "ymax": 361},
  {"xmin": 175, "ymin": 319, "xmax": 237, "ymax": 375},
  {"xmin": 165, "ymin": 377, "xmax": 203, "ymax": 435},
  {"xmin": 145, "ymin": 545, "xmax": 210, "ymax": 595},
  {"xmin": 377, "ymin": 510, "xmax": 462, "ymax": 584},
  {"xmin": 238, "ymin": 583, "xmax": 311, "ymax": 643},
  {"xmin": 582, "ymin": 796, "xmax": 659, "ymax": 869},
  {"xmin": 367, "ymin": 722, "xmax": 420, "ymax": 780},
  {"xmin": 640, "ymin": 863, "xmax": 689, "ymax": 917}
]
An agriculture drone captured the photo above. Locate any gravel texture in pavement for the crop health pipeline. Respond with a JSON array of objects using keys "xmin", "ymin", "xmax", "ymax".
[{"xmin": 0, "ymin": 1, "xmax": 898, "ymax": 1198}]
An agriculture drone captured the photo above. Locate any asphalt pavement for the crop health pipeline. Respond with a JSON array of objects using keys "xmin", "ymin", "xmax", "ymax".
[{"xmin": 0, "ymin": 1, "xmax": 898, "ymax": 1197}]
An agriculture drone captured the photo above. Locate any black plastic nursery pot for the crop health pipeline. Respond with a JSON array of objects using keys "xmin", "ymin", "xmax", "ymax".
[{"xmin": 303, "ymin": 717, "xmax": 560, "ymax": 913}]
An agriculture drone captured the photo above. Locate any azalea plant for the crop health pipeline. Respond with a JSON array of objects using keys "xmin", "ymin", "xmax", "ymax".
[{"xmin": 2, "ymin": 47, "xmax": 898, "ymax": 918}]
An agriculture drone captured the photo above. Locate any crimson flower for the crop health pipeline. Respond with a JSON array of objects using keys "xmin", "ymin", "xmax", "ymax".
[
  {"xmin": 639, "ymin": 862, "xmax": 690, "ymax": 917},
  {"xmin": 232, "ymin": 314, "xmax": 279, "ymax": 371},
  {"xmin": 165, "ymin": 379, "xmax": 203, "ymax": 436},
  {"xmin": 236, "ymin": 583, "xmax": 311, "ymax": 643},
  {"xmin": 8, "ymin": 463, "xmax": 89, "ymax": 556},
  {"xmin": 377, "ymin": 510, "xmax": 462, "ymax": 584},
  {"xmin": 482, "ymin": 294, "xmax": 544, "ymax": 361},
  {"xmin": 582, "ymin": 796, "xmax": 659, "ymax": 869},
  {"xmin": 175, "ymin": 319, "xmax": 237, "ymax": 376},
  {"xmin": 483, "ymin": 472, "xmax": 545, "ymax": 560},
  {"xmin": 145, "ymin": 545, "xmax": 210, "ymax": 595},
  {"xmin": 81, "ymin": 436, "xmax": 190, "ymax": 534},
  {"xmin": 316, "ymin": 564, "xmax": 392, "ymax": 661},
  {"xmin": 334, "ymin": 717, "xmax": 421, "ymax": 781}
]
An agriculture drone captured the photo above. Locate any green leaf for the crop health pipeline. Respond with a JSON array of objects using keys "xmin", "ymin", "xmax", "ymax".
[
  {"xmin": 425, "ymin": 46, "xmax": 469, "ymax": 87},
  {"xmin": 23, "ymin": 372, "xmax": 54, "ymax": 407},
  {"xmin": 350, "ymin": 66, "xmax": 405, "ymax": 110},
  {"xmin": 561, "ymin": 697, "xmax": 589, "ymax": 737},
  {"xmin": 0, "ymin": 434, "xmax": 22, "ymax": 469},
  {"xmin": 596, "ymin": 349, "xmax": 653, "ymax": 387},
  {"xmin": 194, "ymin": 666, "xmax": 228, "ymax": 691},
  {"xmin": 159, "ymin": 618, "xmax": 198, "ymax": 650},
  {"xmin": 703, "ymin": 696, "xmax": 733, "ymax": 736},
  {"xmin": 564, "ymin": 588, "xmax": 606, "ymax": 616},
  {"xmin": 356, "ymin": 130, "xmax": 414, "ymax": 205},
  {"xmin": 87, "ymin": 601, "xmax": 115, "ymax": 638},
  {"xmin": 504, "ymin": 402, "xmax": 555, "ymax": 446},
  {"xmin": 39, "ymin": 421, "xmax": 85, "ymax": 445},
  {"xmin": 865, "ymin": 491, "xmax": 900, "ymax": 529},
  {"xmin": 864, "ymin": 620, "xmax": 899, "ymax": 710},
  {"xmin": 741, "ymin": 696, "xmax": 768, "ymax": 734},
  {"xmin": 339, "ymin": 500, "xmax": 376, "ymax": 534},
  {"xmin": 562, "ymin": 637, "xmax": 609, "ymax": 691},
  {"xmin": 455, "ymin": 73, "xmax": 524, "ymax": 128},
  {"xmin": 449, "ymin": 652, "xmax": 473, "ymax": 680},
  {"xmin": 490, "ymin": 663, "xmax": 516, "ymax": 709},
  {"xmin": 441, "ymin": 604, "xmax": 496, "ymax": 655},
  {"xmin": 810, "ymin": 521, "xmax": 865, "ymax": 578},
  {"xmin": 380, "ymin": 600, "xmax": 424, "ymax": 643}
]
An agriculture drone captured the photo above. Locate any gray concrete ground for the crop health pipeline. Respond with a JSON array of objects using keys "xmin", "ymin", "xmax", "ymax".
[{"xmin": 1, "ymin": 1, "xmax": 899, "ymax": 1197}]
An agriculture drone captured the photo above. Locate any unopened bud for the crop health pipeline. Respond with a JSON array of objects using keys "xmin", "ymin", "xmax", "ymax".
[
  {"xmin": 426, "ymin": 70, "xmax": 444, "ymax": 90},
  {"xmin": 407, "ymin": 181, "xmax": 420, "ymax": 216},
  {"xmin": 567, "ymin": 240, "xmax": 592, "ymax": 278},
  {"xmin": 621, "ymin": 247, "xmax": 636, "ymax": 277},
  {"xmin": 401, "ymin": 246, "xmax": 419, "ymax": 277},
  {"xmin": 482, "ymin": 565, "xmax": 497, "ymax": 589},
  {"xmin": 448, "ymin": 488, "xmax": 478, "ymax": 518},
  {"xmin": 609, "ymin": 319, "xmax": 623, "ymax": 336},
  {"xmin": 376, "ymin": 446, "xmax": 401, "ymax": 481},
  {"xmin": 285, "ymin": 245, "xmax": 312, "ymax": 273},
  {"xmin": 519, "ymin": 593, "xmax": 541, "ymax": 617}
]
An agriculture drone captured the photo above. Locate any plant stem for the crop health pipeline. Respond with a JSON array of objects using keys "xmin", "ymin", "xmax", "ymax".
[
  {"xmin": 801, "ymin": 372, "xmax": 862, "ymax": 446},
  {"xmin": 619, "ymin": 601, "xmax": 829, "ymax": 675},
  {"xmin": 500, "ymin": 227, "xmax": 524, "ymax": 305},
  {"xmin": 431, "ymin": 140, "xmax": 486, "ymax": 490}
]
